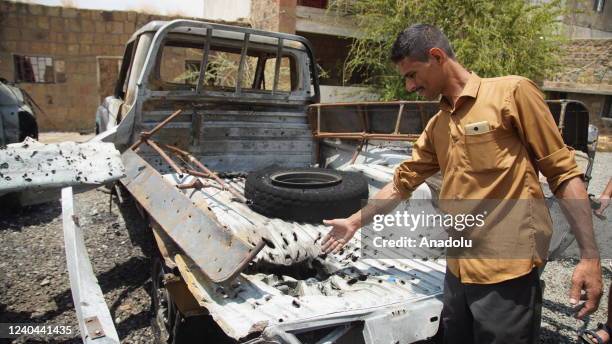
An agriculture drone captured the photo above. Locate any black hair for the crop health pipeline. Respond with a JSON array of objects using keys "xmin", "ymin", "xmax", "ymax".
[{"xmin": 390, "ymin": 24, "xmax": 455, "ymax": 63}]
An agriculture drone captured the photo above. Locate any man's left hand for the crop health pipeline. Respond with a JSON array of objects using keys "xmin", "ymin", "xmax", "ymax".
[{"xmin": 569, "ymin": 258, "xmax": 602, "ymax": 319}]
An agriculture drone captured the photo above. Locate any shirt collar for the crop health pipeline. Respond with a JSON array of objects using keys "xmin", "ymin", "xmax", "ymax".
[{"xmin": 439, "ymin": 72, "xmax": 481, "ymax": 113}]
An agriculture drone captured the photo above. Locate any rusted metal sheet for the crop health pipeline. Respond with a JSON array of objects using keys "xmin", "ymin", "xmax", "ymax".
[
  {"xmin": 0, "ymin": 137, "xmax": 124, "ymax": 197},
  {"xmin": 120, "ymin": 149, "xmax": 264, "ymax": 283}
]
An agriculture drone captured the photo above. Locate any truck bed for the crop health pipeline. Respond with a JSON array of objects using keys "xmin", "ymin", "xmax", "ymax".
[{"xmin": 155, "ymin": 143, "xmax": 446, "ymax": 342}]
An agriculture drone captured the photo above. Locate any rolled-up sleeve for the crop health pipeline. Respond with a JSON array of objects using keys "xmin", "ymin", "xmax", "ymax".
[
  {"xmin": 393, "ymin": 118, "xmax": 440, "ymax": 198},
  {"xmin": 507, "ymin": 78, "xmax": 583, "ymax": 193}
]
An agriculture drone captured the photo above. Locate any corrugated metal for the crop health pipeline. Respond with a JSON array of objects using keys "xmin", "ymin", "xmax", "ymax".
[{"xmin": 161, "ymin": 163, "xmax": 446, "ymax": 340}]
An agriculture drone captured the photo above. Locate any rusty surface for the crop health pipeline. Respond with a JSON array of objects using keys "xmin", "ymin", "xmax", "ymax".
[
  {"xmin": 121, "ymin": 149, "xmax": 264, "ymax": 283},
  {"xmin": 130, "ymin": 109, "xmax": 183, "ymax": 151},
  {"xmin": 315, "ymin": 132, "xmax": 421, "ymax": 141},
  {"xmin": 163, "ymin": 144, "xmax": 247, "ymax": 203},
  {"xmin": 145, "ymin": 139, "xmax": 183, "ymax": 175}
]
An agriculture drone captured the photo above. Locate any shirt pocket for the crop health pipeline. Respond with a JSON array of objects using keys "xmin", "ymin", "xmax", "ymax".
[{"xmin": 464, "ymin": 129, "xmax": 515, "ymax": 173}]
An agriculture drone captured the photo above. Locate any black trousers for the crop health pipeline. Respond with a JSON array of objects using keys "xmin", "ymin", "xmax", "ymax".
[{"xmin": 442, "ymin": 268, "xmax": 542, "ymax": 344}]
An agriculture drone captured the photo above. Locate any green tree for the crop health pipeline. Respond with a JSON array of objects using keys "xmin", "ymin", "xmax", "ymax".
[{"xmin": 331, "ymin": 0, "xmax": 566, "ymax": 100}]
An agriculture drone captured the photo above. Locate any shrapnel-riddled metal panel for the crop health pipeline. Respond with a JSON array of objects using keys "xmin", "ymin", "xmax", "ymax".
[
  {"xmin": 138, "ymin": 104, "xmax": 314, "ymax": 173},
  {"xmin": 0, "ymin": 137, "xmax": 124, "ymax": 196},
  {"xmin": 157, "ymin": 165, "xmax": 445, "ymax": 342}
]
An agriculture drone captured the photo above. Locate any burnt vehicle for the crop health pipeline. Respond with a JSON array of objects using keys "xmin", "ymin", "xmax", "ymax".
[
  {"xmin": 0, "ymin": 78, "xmax": 38, "ymax": 145},
  {"xmin": 86, "ymin": 19, "xmax": 598, "ymax": 344},
  {"xmin": 91, "ymin": 19, "xmax": 444, "ymax": 344}
]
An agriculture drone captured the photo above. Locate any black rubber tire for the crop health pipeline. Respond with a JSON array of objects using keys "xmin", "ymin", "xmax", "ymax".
[{"xmin": 245, "ymin": 166, "xmax": 369, "ymax": 223}]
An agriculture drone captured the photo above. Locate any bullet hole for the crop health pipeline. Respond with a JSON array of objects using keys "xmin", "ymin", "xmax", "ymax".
[{"xmin": 262, "ymin": 237, "xmax": 276, "ymax": 249}]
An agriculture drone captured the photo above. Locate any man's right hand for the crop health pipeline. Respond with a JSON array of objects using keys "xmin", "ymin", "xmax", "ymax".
[
  {"xmin": 595, "ymin": 195, "xmax": 610, "ymax": 216},
  {"xmin": 321, "ymin": 218, "xmax": 358, "ymax": 254},
  {"xmin": 569, "ymin": 258, "xmax": 602, "ymax": 319}
]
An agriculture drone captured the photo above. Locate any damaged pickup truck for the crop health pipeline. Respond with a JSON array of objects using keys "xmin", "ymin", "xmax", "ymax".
[{"xmin": 91, "ymin": 19, "xmax": 598, "ymax": 344}]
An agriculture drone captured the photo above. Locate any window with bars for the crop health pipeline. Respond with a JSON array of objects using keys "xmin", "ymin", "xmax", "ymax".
[
  {"xmin": 593, "ymin": 0, "xmax": 606, "ymax": 12},
  {"xmin": 13, "ymin": 55, "xmax": 55, "ymax": 83}
]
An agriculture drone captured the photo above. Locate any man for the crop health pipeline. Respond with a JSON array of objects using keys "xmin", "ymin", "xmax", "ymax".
[{"xmin": 321, "ymin": 24, "xmax": 603, "ymax": 343}]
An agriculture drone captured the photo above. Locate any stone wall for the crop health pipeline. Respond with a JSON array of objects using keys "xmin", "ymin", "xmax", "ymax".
[
  {"xmin": 0, "ymin": 1, "xmax": 238, "ymax": 132},
  {"xmin": 250, "ymin": 0, "xmax": 296, "ymax": 33}
]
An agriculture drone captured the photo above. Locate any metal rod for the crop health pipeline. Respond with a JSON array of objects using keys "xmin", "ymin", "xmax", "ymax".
[
  {"xmin": 272, "ymin": 38, "xmax": 284, "ymax": 94},
  {"xmin": 350, "ymin": 138, "xmax": 367, "ymax": 165},
  {"xmin": 310, "ymin": 100, "xmax": 437, "ymax": 107},
  {"xmin": 235, "ymin": 33, "xmax": 250, "ymax": 94},
  {"xmin": 314, "ymin": 132, "xmax": 420, "ymax": 141},
  {"xmin": 184, "ymin": 169, "xmax": 212, "ymax": 178},
  {"xmin": 163, "ymin": 144, "xmax": 247, "ymax": 203},
  {"xmin": 316, "ymin": 106, "xmax": 321, "ymax": 135},
  {"xmin": 146, "ymin": 139, "xmax": 183, "ymax": 175},
  {"xmin": 196, "ymin": 28, "xmax": 212, "ymax": 94},
  {"xmin": 558, "ymin": 100, "xmax": 568, "ymax": 133},
  {"xmin": 130, "ymin": 109, "xmax": 183, "ymax": 150},
  {"xmin": 176, "ymin": 178, "xmax": 205, "ymax": 190},
  {"xmin": 394, "ymin": 103, "xmax": 404, "ymax": 134}
]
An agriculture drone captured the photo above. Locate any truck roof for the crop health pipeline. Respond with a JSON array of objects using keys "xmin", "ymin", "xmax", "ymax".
[{"xmin": 128, "ymin": 20, "xmax": 310, "ymax": 51}]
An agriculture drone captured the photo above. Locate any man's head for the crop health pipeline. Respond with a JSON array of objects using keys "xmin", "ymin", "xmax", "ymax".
[{"xmin": 390, "ymin": 24, "xmax": 455, "ymax": 99}]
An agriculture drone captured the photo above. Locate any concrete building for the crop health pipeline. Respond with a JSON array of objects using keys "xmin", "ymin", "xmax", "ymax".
[
  {"xmin": 539, "ymin": 0, "xmax": 612, "ymax": 134},
  {"xmin": 543, "ymin": 39, "xmax": 612, "ymax": 132},
  {"xmin": 563, "ymin": 0, "xmax": 612, "ymax": 39},
  {"xmin": 0, "ymin": 1, "xmax": 242, "ymax": 132}
]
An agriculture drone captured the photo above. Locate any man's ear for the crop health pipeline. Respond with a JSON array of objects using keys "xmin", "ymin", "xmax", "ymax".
[{"xmin": 429, "ymin": 48, "xmax": 446, "ymax": 64}]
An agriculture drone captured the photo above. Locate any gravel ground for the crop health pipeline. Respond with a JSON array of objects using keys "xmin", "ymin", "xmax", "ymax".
[
  {"xmin": 0, "ymin": 189, "xmax": 155, "ymax": 343},
  {"xmin": 0, "ymin": 148, "xmax": 610, "ymax": 343}
]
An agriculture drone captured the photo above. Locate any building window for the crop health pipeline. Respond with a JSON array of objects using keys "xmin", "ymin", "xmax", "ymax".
[
  {"xmin": 13, "ymin": 55, "xmax": 57, "ymax": 83},
  {"xmin": 602, "ymin": 96, "xmax": 612, "ymax": 118},
  {"xmin": 593, "ymin": 0, "xmax": 606, "ymax": 12},
  {"xmin": 298, "ymin": 0, "xmax": 328, "ymax": 9}
]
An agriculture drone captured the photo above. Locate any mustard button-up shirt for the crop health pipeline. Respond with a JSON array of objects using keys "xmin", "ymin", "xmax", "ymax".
[{"xmin": 393, "ymin": 73, "xmax": 582, "ymax": 284}]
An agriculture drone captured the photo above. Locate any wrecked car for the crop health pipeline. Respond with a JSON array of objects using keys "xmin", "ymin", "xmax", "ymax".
[
  {"xmin": 87, "ymin": 19, "xmax": 598, "ymax": 344},
  {"xmin": 91, "ymin": 19, "xmax": 444, "ymax": 344},
  {"xmin": 0, "ymin": 78, "xmax": 38, "ymax": 145}
]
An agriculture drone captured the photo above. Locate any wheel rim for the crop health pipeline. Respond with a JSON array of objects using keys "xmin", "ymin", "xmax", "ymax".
[
  {"xmin": 270, "ymin": 171, "xmax": 342, "ymax": 188},
  {"xmin": 152, "ymin": 259, "xmax": 174, "ymax": 342}
]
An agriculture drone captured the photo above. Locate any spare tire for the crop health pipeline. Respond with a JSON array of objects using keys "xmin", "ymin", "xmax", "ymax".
[{"xmin": 245, "ymin": 166, "xmax": 369, "ymax": 223}]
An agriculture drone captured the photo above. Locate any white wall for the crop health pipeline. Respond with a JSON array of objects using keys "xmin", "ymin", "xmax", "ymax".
[
  {"xmin": 319, "ymin": 86, "xmax": 379, "ymax": 103},
  {"xmin": 565, "ymin": 24, "xmax": 612, "ymax": 39},
  {"xmin": 203, "ymin": 0, "xmax": 251, "ymax": 21}
]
